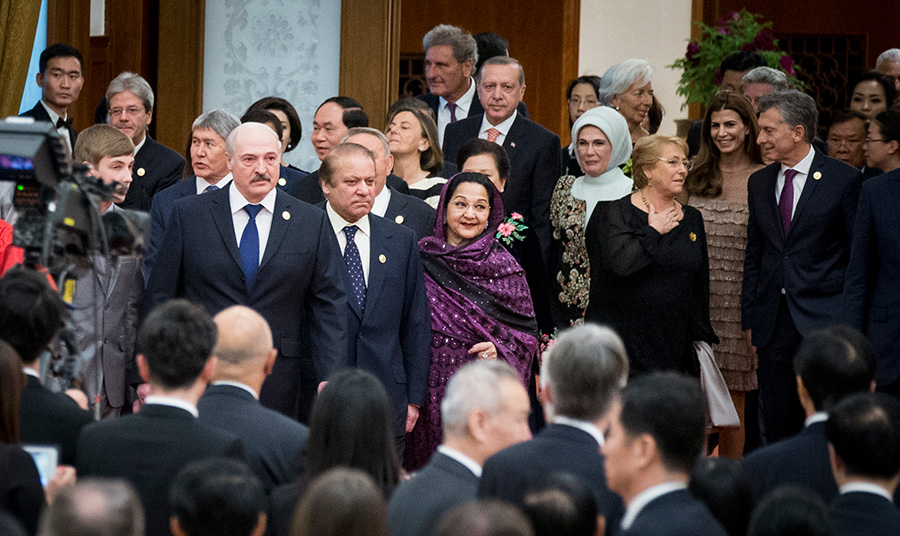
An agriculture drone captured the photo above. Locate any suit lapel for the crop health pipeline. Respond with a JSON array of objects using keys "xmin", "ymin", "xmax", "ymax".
[
  {"xmin": 789, "ymin": 149, "xmax": 824, "ymax": 240},
  {"xmin": 209, "ymin": 185, "xmax": 243, "ymax": 271},
  {"xmin": 259, "ymin": 191, "xmax": 291, "ymax": 270},
  {"xmin": 760, "ymin": 165, "xmax": 784, "ymax": 246},
  {"xmin": 502, "ymin": 115, "xmax": 524, "ymax": 162},
  {"xmin": 362, "ymin": 217, "xmax": 392, "ymax": 322}
]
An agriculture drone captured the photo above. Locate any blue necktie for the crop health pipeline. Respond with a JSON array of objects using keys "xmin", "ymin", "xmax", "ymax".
[
  {"xmin": 240, "ymin": 204, "xmax": 263, "ymax": 293},
  {"xmin": 203, "ymin": 184, "xmax": 219, "ymax": 193},
  {"xmin": 343, "ymin": 225, "xmax": 366, "ymax": 307}
]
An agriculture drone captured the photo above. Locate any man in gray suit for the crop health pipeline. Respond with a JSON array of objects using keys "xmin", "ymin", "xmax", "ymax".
[
  {"xmin": 198, "ymin": 305, "xmax": 309, "ymax": 492},
  {"xmin": 388, "ymin": 360, "xmax": 531, "ymax": 536}
]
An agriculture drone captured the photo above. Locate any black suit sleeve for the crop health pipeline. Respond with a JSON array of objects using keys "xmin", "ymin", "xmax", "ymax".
[
  {"xmin": 400, "ymin": 231, "xmax": 431, "ymax": 406},
  {"xmin": 304, "ymin": 216, "xmax": 349, "ymax": 381},
  {"xmin": 143, "ymin": 200, "xmax": 186, "ymax": 317},
  {"xmin": 842, "ymin": 182, "xmax": 874, "ymax": 330},
  {"xmin": 529, "ymin": 133, "xmax": 562, "ymax": 270},
  {"xmin": 689, "ymin": 209, "xmax": 718, "ymax": 344},
  {"xmin": 741, "ymin": 176, "xmax": 764, "ymax": 331}
]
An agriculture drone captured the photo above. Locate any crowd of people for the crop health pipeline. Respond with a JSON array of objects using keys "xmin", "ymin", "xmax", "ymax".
[{"xmin": 1, "ymin": 22, "xmax": 900, "ymax": 536}]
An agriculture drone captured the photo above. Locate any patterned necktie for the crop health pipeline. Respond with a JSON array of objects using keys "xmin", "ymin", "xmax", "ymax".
[
  {"xmin": 779, "ymin": 169, "xmax": 797, "ymax": 236},
  {"xmin": 447, "ymin": 102, "xmax": 458, "ymax": 123},
  {"xmin": 240, "ymin": 204, "xmax": 263, "ymax": 293},
  {"xmin": 203, "ymin": 184, "xmax": 219, "ymax": 193},
  {"xmin": 343, "ymin": 225, "xmax": 366, "ymax": 307},
  {"xmin": 487, "ymin": 128, "xmax": 501, "ymax": 143}
]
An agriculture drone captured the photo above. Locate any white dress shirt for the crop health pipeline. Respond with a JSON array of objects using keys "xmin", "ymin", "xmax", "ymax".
[
  {"xmin": 40, "ymin": 100, "xmax": 73, "ymax": 154},
  {"xmin": 371, "ymin": 183, "xmax": 391, "ymax": 218},
  {"xmin": 804, "ymin": 411, "xmax": 828, "ymax": 428},
  {"xmin": 553, "ymin": 415, "xmax": 605, "ymax": 447},
  {"xmin": 133, "ymin": 134, "xmax": 147, "ymax": 156},
  {"xmin": 195, "ymin": 173, "xmax": 233, "ymax": 195},
  {"xmin": 229, "ymin": 183, "xmax": 276, "ymax": 264},
  {"xmin": 437, "ymin": 77, "xmax": 477, "ymax": 145},
  {"xmin": 839, "ymin": 482, "xmax": 894, "ymax": 501},
  {"xmin": 211, "ymin": 380, "xmax": 259, "ymax": 399},
  {"xmin": 621, "ymin": 482, "xmax": 688, "ymax": 530},
  {"xmin": 478, "ymin": 110, "xmax": 518, "ymax": 146},
  {"xmin": 775, "ymin": 145, "xmax": 815, "ymax": 219},
  {"xmin": 437, "ymin": 445, "xmax": 482, "ymax": 477},
  {"xmin": 325, "ymin": 204, "xmax": 371, "ymax": 284},
  {"xmin": 144, "ymin": 395, "xmax": 199, "ymax": 417}
]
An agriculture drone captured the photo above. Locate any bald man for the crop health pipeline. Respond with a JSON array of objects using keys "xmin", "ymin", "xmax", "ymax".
[{"xmin": 197, "ymin": 306, "xmax": 309, "ymax": 491}]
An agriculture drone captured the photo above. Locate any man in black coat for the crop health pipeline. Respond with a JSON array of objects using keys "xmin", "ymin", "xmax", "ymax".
[
  {"xmin": 76, "ymin": 300, "xmax": 243, "ymax": 536},
  {"xmin": 19, "ymin": 44, "xmax": 84, "ymax": 154}
]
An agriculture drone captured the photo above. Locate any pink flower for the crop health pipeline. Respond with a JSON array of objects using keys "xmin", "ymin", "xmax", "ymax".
[
  {"xmin": 510, "ymin": 212, "xmax": 523, "ymax": 220},
  {"xmin": 714, "ymin": 68, "xmax": 723, "ymax": 86},
  {"xmin": 498, "ymin": 222, "xmax": 515, "ymax": 237},
  {"xmin": 779, "ymin": 55, "xmax": 796, "ymax": 75},
  {"xmin": 753, "ymin": 30, "xmax": 775, "ymax": 51},
  {"xmin": 685, "ymin": 41, "xmax": 701, "ymax": 61}
]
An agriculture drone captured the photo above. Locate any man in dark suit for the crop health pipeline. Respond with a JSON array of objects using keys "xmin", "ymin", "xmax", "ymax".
[
  {"xmin": 106, "ymin": 72, "xmax": 185, "ymax": 211},
  {"xmin": 479, "ymin": 324, "xmax": 627, "ymax": 533},
  {"xmin": 442, "ymin": 57, "xmax": 560, "ymax": 275},
  {"xmin": 826, "ymin": 110, "xmax": 882, "ymax": 180},
  {"xmin": 198, "ymin": 305, "xmax": 308, "ymax": 492},
  {"xmin": 319, "ymin": 142, "xmax": 430, "ymax": 450},
  {"xmin": 76, "ymin": 300, "xmax": 244, "ymax": 536},
  {"xmin": 145, "ymin": 122, "xmax": 347, "ymax": 422},
  {"xmin": 389, "ymin": 360, "xmax": 532, "ymax": 536},
  {"xmin": 19, "ymin": 44, "xmax": 83, "ymax": 154},
  {"xmin": 826, "ymin": 393, "xmax": 900, "ymax": 536},
  {"xmin": 239, "ymin": 108, "xmax": 308, "ymax": 194},
  {"xmin": 603, "ymin": 373, "xmax": 727, "ymax": 536},
  {"xmin": 741, "ymin": 325, "xmax": 876, "ymax": 504},
  {"xmin": 742, "ymin": 90, "xmax": 863, "ymax": 443},
  {"xmin": 0, "ymin": 269, "xmax": 92, "ymax": 466},
  {"xmin": 143, "ymin": 109, "xmax": 240, "ymax": 284},
  {"xmin": 843, "ymin": 167, "xmax": 900, "ymax": 399},
  {"xmin": 346, "ymin": 128, "xmax": 435, "ymax": 240}
]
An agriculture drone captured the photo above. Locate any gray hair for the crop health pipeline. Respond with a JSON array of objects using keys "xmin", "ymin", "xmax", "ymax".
[
  {"xmin": 480, "ymin": 56, "xmax": 525, "ymax": 86},
  {"xmin": 597, "ymin": 59, "xmax": 652, "ymax": 107},
  {"xmin": 191, "ymin": 109, "xmax": 241, "ymax": 143},
  {"xmin": 876, "ymin": 48, "xmax": 900, "ymax": 70},
  {"xmin": 106, "ymin": 71, "xmax": 154, "ymax": 111},
  {"xmin": 442, "ymin": 360, "xmax": 522, "ymax": 438},
  {"xmin": 423, "ymin": 24, "xmax": 478, "ymax": 65},
  {"xmin": 39, "ymin": 478, "xmax": 144, "ymax": 536},
  {"xmin": 742, "ymin": 66, "xmax": 789, "ymax": 91},
  {"xmin": 540, "ymin": 323, "xmax": 629, "ymax": 421},
  {"xmin": 759, "ymin": 90, "xmax": 818, "ymax": 144},
  {"xmin": 345, "ymin": 127, "xmax": 390, "ymax": 159}
]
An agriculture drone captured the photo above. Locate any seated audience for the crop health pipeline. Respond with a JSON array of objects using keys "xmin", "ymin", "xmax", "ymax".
[
  {"xmin": 290, "ymin": 468, "xmax": 387, "ymax": 536},
  {"xmin": 436, "ymin": 500, "xmax": 534, "ymax": 536},
  {"xmin": 37, "ymin": 478, "xmax": 144, "ymax": 536},
  {"xmin": 522, "ymin": 473, "xmax": 598, "ymax": 536},
  {"xmin": 865, "ymin": 110, "xmax": 900, "ymax": 174},
  {"xmin": 197, "ymin": 306, "xmax": 309, "ymax": 492},
  {"xmin": 602, "ymin": 372, "xmax": 727, "ymax": 536},
  {"xmin": 849, "ymin": 70, "xmax": 896, "ymax": 120},
  {"xmin": 169, "ymin": 458, "xmax": 267, "ymax": 536},
  {"xmin": 76, "ymin": 299, "xmax": 243, "ymax": 536},
  {"xmin": 741, "ymin": 325, "xmax": 876, "ymax": 504},
  {"xmin": 689, "ymin": 458, "xmax": 755, "ymax": 536},
  {"xmin": 746, "ymin": 486, "xmax": 830, "ymax": 536},
  {"xmin": 385, "ymin": 101, "xmax": 446, "ymax": 207},
  {"xmin": 741, "ymin": 67, "xmax": 789, "ymax": 114},
  {"xmin": 389, "ymin": 360, "xmax": 532, "ymax": 536}
]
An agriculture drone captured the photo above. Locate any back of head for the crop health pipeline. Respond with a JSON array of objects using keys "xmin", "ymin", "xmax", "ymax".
[
  {"xmin": 758, "ymin": 90, "xmax": 818, "ymax": 145},
  {"xmin": 39, "ymin": 478, "xmax": 144, "ymax": 536},
  {"xmin": 422, "ymin": 24, "xmax": 478, "ymax": 65},
  {"xmin": 346, "ymin": 127, "xmax": 391, "ymax": 159},
  {"xmin": 74, "ymin": 124, "xmax": 135, "ymax": 167},
  {"xmin": 212, "ymin": 305, "xmax": 273, "ymax": 376},
  {"xmin": 522, "ymin": 473, "xmax": 596, "ymax": 536},
  {"xmin": 441, "ymin": 360, "xmax": 522, "ymax": 439},
  {"xmin": 542, "ymin": 323, "xmax": 628, "ymax": 421},
  {"xmin": 169, "ymin": 458, "xmax": 266, "ymax": 536},
  {"xmin": 105, "ymin": 71, "xmax": 154, "ymax": 112},
  {"xmin": 137, "ymin": 299, "xmax": 217, "ymax": 389},
  {"xmin": 474, "ymin": 32, "xmax": 508, "ymax": 74},
  {"xmin": 689, "ymin": 458, "xmax": 755, "ymax": 536},
  {"xmin": 720, "ymin": 51, "xmax": 767, "ymax": 73},
  {"xmin": 875, "ymin": 109, "xmax": 900, "ymax": 145},
  {"xmin": 291, "ymin": 467, "xmax": 387, "ymax": 536},
  {"xmin": 40, "ymin": 44, "xmax": 83, "ymax": 74},
  {"xmin": 307, "ymin": 369, "xmax": 399, "ymax": 496},
  {"xmin": 742, "ymin": 66, "xmax": 789, "ymax": 91},
  {"xmin": 0, "ymin": 340, "xmax": 24, "ymax": 443},
  {"xmin": 620, "ymin": 372, "xmax": 706, "ymax": 474},
  {"xmin": 747, "ymin": 486, "xmax": 830, "ymax": 536},
  {"xmin": 0, "ymin": 268, "xmax": 66, "ymax": 364},
  {"xmin": 793, "ymin": 325, "xmax": 875, "ymax": 412},
  {"xmin": 826, "ymin": 393, "xmax": 900, "ymax": 479},
  {"xmin": 877, "ymin": 48, "xmax": 900, "ymax": 70},
  {"xmin": 436, "ymin": 500, "xmax": 534, "ymax": 536}
]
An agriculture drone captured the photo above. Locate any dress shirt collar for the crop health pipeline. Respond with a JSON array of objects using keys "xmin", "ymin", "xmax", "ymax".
[
  {"xmin": 437, "ymin": 445, "xmax": 482, "ymax": 477},
  {"xmin": 480, "ymin": 110, "xmax": 518, "ymax": 139},
  {"xmin": 229, "ymin": 180, "xmax": 276, "ymax": 216},
  {"xmin": 804, "ymin": 411, "xmax": 828, "ymax": 428},
  {"xmin": 621, "ymin": 482, "xmax": 688, "ymax": 530},
  {"xmin": 212, "ymin": 380, "xmax": 259, "ymax": 399},
  {"xmin": 195, "ymin": 173, "xmax": 233, "ymax": 195},
  {"xmin": 40, "ymin": 100, "xmax": 64, "ymax": 124},
  {"xmin": 840, "ymin": 482, "xmax": 894, "ymax": 501},
  {"xmin": 133, "ymin": 134, "xmax": 147, "ymax": 155},
  {"xmin": 780, "ymin": 145, "xmax": 815, "ymax": 177},
  {"xmin": 440, "ymin": 77, "xmax": 476, "ymax": 116},
  {"xmin": 23, "ymin": 367, "xmax": 39, "ymax": 378},
  {"xmin": 325, "ymin": 202, "xmax": 371, "ymax": 238},
  {"xmin": 145, "ymin": 395, "xmax": 199, "ymax": 417},
  {"xmin": 371, "ymin": 183, "xmax": 391, "ymax": 217},
  {"xmin": 553, "ymin": 416, "xmax": 604, "ymax": 447}
]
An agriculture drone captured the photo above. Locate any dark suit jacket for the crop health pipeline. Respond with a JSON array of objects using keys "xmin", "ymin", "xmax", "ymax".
[
  {"xmin": 862, "ymin": 165, "xmax": 884, "ymax": 180},
  {"xmin": 20, "ymin": 375, "xmax": 92, "ymax": 466},
  {"xmin": 290, "ymin": 170, "xmax": 410, "ymax": 205},
  {"xmin": 621, "ymin": 489, "xmax": 727, "ymax": 536},
  {"xmin": 121, "ymin": 136, "xmax": 185, "ymax": 211},
  {"xmin": 144, "ymin": 184, "xmax": 348, "ymax": 418},
  {"xmin": 442, "ymin": 113, "xmax": 561, "ymax": 271},
  {"xmin": 388, "ymin": 452, "xmax": 478, "ymax": 536},
  {"xmin": 417, "ymin": 91, "xmax": 529, "ymax": 121},
  {"xmin": 339, "ymin": 214, "xmax": 430, "ymax": 437},
  {"xmin": 843, "ymin": 170, "xmax": 900, "ymax": 385},
  {"xmin": 198, "ymin": 384, "xmax": 308, "ymax": 491},
  {"xmin": 478, "ymin": 423, "xmax": 624, "ymax": 531},
  {"xmin": 276, "ymin": 164, "xmax": 308, "ymax": 194},
  {"xmin": 741, "ymin": 149, "xmax": 863, "ymax": 347},
  {"xmin": 76, "ymin": 404, "xmax": 244, "ymax": 536},
  {"xmin": 19, "ymin": 100, "xmax": 77, "ymax": 147},
  {"xmin": 144, "ymin": 177, "xmax": 197, "ymax": 284},
  {"xmin": 830, "ymin": 491, "xmax": 900, "ymax": 536},
  {"xmin": 0, "ymin": 442, "xmax": 44, "ymax": 536},
  {"xmin": 383, "ymin": 189, "xmax": 435, "ymax": 241},
  {"xmin": 741, "ymin": 421, "xmax": 837, "ymax": 503}
]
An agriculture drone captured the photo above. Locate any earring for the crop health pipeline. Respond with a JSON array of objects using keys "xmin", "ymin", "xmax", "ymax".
[{"xmin": 418, "ymin": 146, "xmax": 425, "ymax": 151}]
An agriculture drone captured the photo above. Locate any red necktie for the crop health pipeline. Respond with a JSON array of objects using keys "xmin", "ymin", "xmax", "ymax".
[{"xmin": 487, "ymin": 128, "xmax": 500, "ymax": 143}]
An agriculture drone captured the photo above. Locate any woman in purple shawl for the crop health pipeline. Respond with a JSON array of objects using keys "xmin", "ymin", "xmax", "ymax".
[{"xmin": 404, "ymin": 172, "xmax": 539, "ymax": 471}]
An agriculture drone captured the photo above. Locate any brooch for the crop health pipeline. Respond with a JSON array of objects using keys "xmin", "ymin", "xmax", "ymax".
[{"xmin": 689, "ymin": 232, "xmax": 697, "ymax": 242}]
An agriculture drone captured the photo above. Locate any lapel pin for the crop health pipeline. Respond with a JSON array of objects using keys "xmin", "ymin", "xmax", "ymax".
[
  {"xmin": 689, "ymin": 232, "xmax": 697, "ymax": 242},
  {"xmin": 510, "ymin": 142, "xmax": 516, "ymax": 148},
  {"xmin": 379, "ymin": 254, "xmax": 386, "ymax": 264},
  {"xmin": 282, "ymin": 211, "xmax": 291, "ymax": 220},
  {"xmin": 137, "ymin": 167, "xmax": 146, "ymax": 177},
  {"xmin": 813, "ymin": 171, "xmax": 822, "ymax": 180},
  {"xmin": 278, "ymin": 177, "xmax": 287, "ymax": 186},
  {"xmin": 394, "ymin": 215, "xmax": 404, "ymax": 224}
]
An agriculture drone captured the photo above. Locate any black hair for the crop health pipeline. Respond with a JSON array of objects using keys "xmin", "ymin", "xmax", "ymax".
[
  {"xmin": 39, "ymin": 44, "xmax": 83, "ymax": 74},
  {"xmin": 720, "ymin": 51, "xmax": 767, "ymax": 74},
  {"xmin": 441, "ymin": 172, "xmax": 496, "ymax": 216},
  {"xmin": 689, "ymin": 458, "xmax": 755, "ymax": 536},
  {"xmin": 747, "ymin": 486, "xmax": 830, "ymax": 536},
  {"xmin": 853, "ymin": 70, "xmax": 897, "ymax": 110},
  {"xmin": 317, "ymin": 96, "xmax": 369, "ymax": 129},
  {"xmin": 247, "ymin": 96, "xmax": 303, "ymax": 151},
  {"xmin": 566, "ymin": 75, "xmax": 602, "ymax": 100},
  {"xmin": 240, "ymin": 109, "xmax": 284, "ymax": 141},
  {"xmin": 0, "ymin": 268, "xmax": 67, "ymax": 363},
  {"xmin": 829, "ymin": 109, "xmax": 867, "ymax": 128},
  {"xmin": 474, "ymin": 32, "xmax": 509, "ymax": 74},
  {"xmin": 874, "ymin": 109, "xmax": 900, "ymax": 144},
  {"xmin": 522, "ymin": 473, "xmax": 597, "ymax": 536},
  {"xmin": 170, "ymin": 458, "xmax": 266, "ymax": 536},
  {"xmin": 793, "ymin": 325, "xmax": 875, "ymax": 412},
  {"xmin": 826, "ymin": 393, "xmax": 900, "ymax": 479},
  {"xmin": 137, "ymin": 299, "xmax": 217, "ymax": 389},
  {"xmin": 456, "ymin": 139, "xmax": 511, "ymax": 180}
]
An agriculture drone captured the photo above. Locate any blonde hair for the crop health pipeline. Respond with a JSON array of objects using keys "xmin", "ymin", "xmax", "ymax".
[
  {"xmin": 631, "ymin": 134, "xmax": 688, "ymax": 189},
  {"xmin": 74, "ymin": 124, "xmax": 135, "ymax": 167}
]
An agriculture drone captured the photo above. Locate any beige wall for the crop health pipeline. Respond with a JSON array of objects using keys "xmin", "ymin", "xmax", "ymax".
[{"xmin": 579, "ymin": 0, "xmax": 692, "ymax": 135}]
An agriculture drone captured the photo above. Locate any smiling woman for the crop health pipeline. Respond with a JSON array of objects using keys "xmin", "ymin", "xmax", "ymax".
[{"xmin": 598, "ymin": 59, "xmax": 653, "ymax": 144}]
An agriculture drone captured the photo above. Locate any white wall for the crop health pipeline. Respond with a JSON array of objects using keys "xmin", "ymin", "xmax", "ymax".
[
  {"xmin": 203, "ymin": 0, "xmax": 342, "ymax": 172},
  {"xmin": 579, "ymin": 0, "xmax": 692, "ymax": 135}
]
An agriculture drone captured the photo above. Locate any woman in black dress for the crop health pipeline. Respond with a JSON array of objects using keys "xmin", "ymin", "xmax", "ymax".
[{"xmin": 585, "ymin": 135, "xmax": 717, "ymax": 377}]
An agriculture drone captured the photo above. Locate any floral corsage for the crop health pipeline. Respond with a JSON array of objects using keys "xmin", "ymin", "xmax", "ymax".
[{"xmin": 496, "ymin": 212, "xmax": 528, "ymax": 246}]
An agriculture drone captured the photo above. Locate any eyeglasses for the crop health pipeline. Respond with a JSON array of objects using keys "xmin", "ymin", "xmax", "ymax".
[
  {"xmin": 109, "ymin": 107, "xmax": 145, "ymax": 117},
  {"xmin": 865, "ymin": 138, "xmax": 886, "ymax": 144},
  {"xmin": 568, "ymin": 97, "xmax": 598, "ymax": 107},
  {"xmin": 658, "ymin": 157, "xmax": 693, "ymax": 171}
]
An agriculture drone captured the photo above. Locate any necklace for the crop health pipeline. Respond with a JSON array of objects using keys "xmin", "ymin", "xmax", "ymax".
[{"xmin": 639, "ymin": 189, "xmax": 676, "ymax": 212}]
